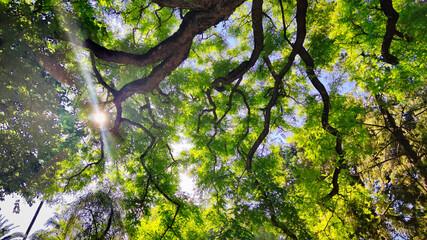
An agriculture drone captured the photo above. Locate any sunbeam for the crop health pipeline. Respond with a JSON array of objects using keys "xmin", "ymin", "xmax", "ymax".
[{"xmin": 57, "ymin": 6, "xmax": 114, "ymax": 171}]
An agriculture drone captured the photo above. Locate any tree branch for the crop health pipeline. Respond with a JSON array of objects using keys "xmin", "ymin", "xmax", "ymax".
[
  {"xmin": 298, "ymin": 47, "xmax": 345, "ymax": 201},
  {"xmin": 245, "ymin": 0, "xmax": 308, "ymax": 172},
  {"xmin": 153, "ymin": 0, "xmax": 215, "ymax": 10},
  {"xmin": 83, "ymin": 0, "xmax": 245, "ymax": 67},
  {"xmin": 65, "ymin": 136, "xmax": 105, "ymax": 189},
  {"xmin": 255, "ymin": 180, "xmax": 298, "ymax": 239},
  {"xmin": 113, "ymin": 44, "xmax": 191, "ymax": 103},
  {"xmin": 152, "ymin": 180, "xmax": 181, "ymax": 240},
  {"xmin": 101, "ymin": 206, "xmax": 114, "ymax": 238},
  {"xmin": 138, "ymin": 151, "xmax": 181, "ymax": 240},
  {"xmin": 379, "ymin": 0, "xmax": 401, "ymax": 65},
  {"xmin": 212, "ymin": 0, "xmax": 264, "ymax": 90},
  {"xmin": 375, "ymin": 95, "xmax": 427, "ymax": 188},
  {"xmin": 122, "ymin": 118, "xmax": 155, "ymax": 161},
  {"xmin": 90, "ymin": 52, "xmax": 116, "ymax": 95}
]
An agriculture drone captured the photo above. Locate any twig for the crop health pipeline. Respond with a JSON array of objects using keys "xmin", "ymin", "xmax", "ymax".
[{"xmin": 65, "ymin": 135, "xmax": 105, "ymax": 189}]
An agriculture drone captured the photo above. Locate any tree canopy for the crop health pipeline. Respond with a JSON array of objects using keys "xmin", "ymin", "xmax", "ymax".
[{"xmin": 1, "ymin": 0, "xmax": 426, "ymax": 239}]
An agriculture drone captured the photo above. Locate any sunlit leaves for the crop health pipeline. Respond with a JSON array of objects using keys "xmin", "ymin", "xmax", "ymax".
[{"xmin": 1, "ymin": 0, "xmax": 426, "ymax": 239}]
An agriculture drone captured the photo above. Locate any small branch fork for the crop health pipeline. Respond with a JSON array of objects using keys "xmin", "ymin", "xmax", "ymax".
[
  {"xmin": 208, "ymin": 77, "xmax": 244, "ymax": 145},
  {"xmin": 64, "ymin": 134, "xmax": 105, "ymax": 189},
  {"xmin": 123, "ymin": 117, "xmax": 181, "ymax": 239},
  {"xmin": 204, "ymin": 3, "xmax": 263, "ymax": 126},
  {"xmin": 375, "ymin": 95, "xmax": 427, "ymax": 190},
  {"xmin": 210, "ymin": 0, "xmax": 264, "ymax": 91},
  {"xmin": 260, "ymin": 186, "xmax": 298, "ymax": 240},
  {"xmin": 201, "ymin": 0, "xmax": 264, "ymax": 169},
  {"xmin": 122, "ymin": 118, "xmax": 155, "ymax": 159},
  {"xmin": 90, "ymin": 52, "xmax": 116, "ymax": 95}
]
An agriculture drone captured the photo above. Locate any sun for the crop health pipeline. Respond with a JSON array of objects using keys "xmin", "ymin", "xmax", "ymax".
[{"xmin": 93, "ymin": 111, "xmax": 107, "ymax": 125}]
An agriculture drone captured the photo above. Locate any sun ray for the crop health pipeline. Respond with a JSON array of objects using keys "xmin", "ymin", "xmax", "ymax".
[{"xmin": 55, "ymin": 5, "xmax": 114, "ymax": 171}]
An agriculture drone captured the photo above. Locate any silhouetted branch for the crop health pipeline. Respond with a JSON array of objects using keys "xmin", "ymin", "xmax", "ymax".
[
  {"xmin": 246, "ymin": 0, "xmax": 308, "ymax": 171},
  {"xmin": 90, "ymin": 52, "xmax": 116, "ymax": 95},
  {"xmin": 197, "ymin": 109, "xmax": 214, "ymax": 133},
  {"xmin": 375, "ymin": 95, "xmax": 427, "ymax": 188},
  {"xmin": 351, "ymin": 21, "xmax": 368, "ymax": 35},
  {"xmin": 140, "ymin": 158, "xmax": 181, "ymax": 240},
  {"xmin": 211, "ymin": 0, "xmax": 264, "ymax": 89},
  {"xmin": 153, "ymin": 180, "xmax": 180, "ymax": 240},
  {"xmin": 295, "ymin": 45, "xmax": 345, "ymax": 200},
  {"xmin": 205, "ymin": 88, "xmax": 218, "ymax": 121},
  {"xmin": 235, "ymin": 89, "xmax": 251, "ymax": 152},
  {"xmin": 379, "ymin": 0, "xmax": 401, "ymax": 65},
  {"xmin": 153, "ymin": 0, "xmax": 215, "ymax": 10},
  {"xmin": 122, "ymin": 118, "xmax": 155, "ymax": 161},
  {"xmin": 101, "ymin": 206, "xmax": 114, "ymax": 238},
  {"xmin": 65, "ymin": 136, "xmax": 105, "ymax": 189}
]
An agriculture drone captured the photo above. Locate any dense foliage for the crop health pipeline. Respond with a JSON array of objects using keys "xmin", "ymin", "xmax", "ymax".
[{"xmin": 1, "ymin": 0, "xmax": 426, "ymax": 239}]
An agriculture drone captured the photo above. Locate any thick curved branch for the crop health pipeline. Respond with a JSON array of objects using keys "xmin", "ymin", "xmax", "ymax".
[
  {"xmin": 83, "ymin": 0, "xmax": 245, "ymax": 67},
  {"xmin": 379, "ymin": 0, "xmax": 400, "ymax": 65},
  {"xmin": 113, "ymin": 44, "xmax": 192, "ymax": 103},
  {"xmin": 298, "ymin": 49, "xmax": 335, "ymax": 134},
  {"xmin": 153, "ymin": 0, "xmax": 215, "ymax": 10},
  {"xmin": 109, "ymin": 44, "xmax": 190, "ymax": 133}
]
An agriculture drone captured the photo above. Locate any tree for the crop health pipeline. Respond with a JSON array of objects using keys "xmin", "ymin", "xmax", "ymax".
[
  {"xmin": 0, "ymin": 3, "xmax": 80, "ymax": 199},
  {"xmin": 0, "ymin": 215, "xmax": 23, "ymax": 240},
  {"xmin": 0, "ymin": 0, "xmax": 426, "ymax": 239},
  {"xmin": 30, "ymin": 189, "xmax": 126, "ymax": 239}
]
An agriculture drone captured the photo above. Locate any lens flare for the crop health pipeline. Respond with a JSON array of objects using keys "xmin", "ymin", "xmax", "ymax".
[
  {"xmin": 93, "ymin": 111, "xmax": 106, "ymax": 124},
  {"xmin": 57, "ymin": 12, "xmax": 113, "ymax": 167}
]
